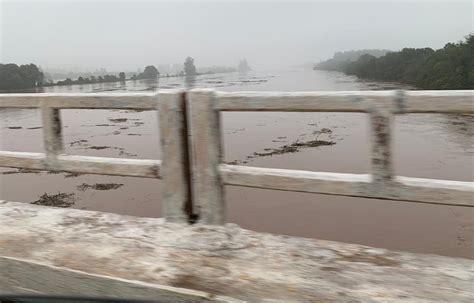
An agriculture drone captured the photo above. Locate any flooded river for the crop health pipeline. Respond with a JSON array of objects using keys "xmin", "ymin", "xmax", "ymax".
[{"xmin": 1, "ymin": 69, "xmax": 472, "ymax": 258}]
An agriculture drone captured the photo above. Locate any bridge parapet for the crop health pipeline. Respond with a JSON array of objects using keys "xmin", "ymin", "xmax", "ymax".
[{"xmin": 1, "ymin": 200, "xmax": 473, "ymax": 302}]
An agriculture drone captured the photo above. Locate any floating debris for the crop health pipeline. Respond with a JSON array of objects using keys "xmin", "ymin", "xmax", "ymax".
[
  {"xmin": 225, "ymin": 160, "xmax": 240, "ymax": 165},
  {"xmin": 108, "ymin": 118, "xmax": 128, "ymax": 123},
  {"xmin": 313, "ymin": 128, "xmax": 333, "ymax": 136},
  {"xmin": 227, "ymin": 128, "xmax": 246, "ymax": 134},
  {"xmin": 86, "ymin": 145, "xmax": 137, "ymax": 157},
  {"xmin": 64, "ymin": 172, "xmax": 83, "ymax": 178},
  {"xmin": 77, "ymin": 183, "xmax": 124, "ymax": 191},
  {"xmin": 70, "ymin": 139, "xmax": 88, "ymax": 146},
  {"xmin": 47, "ymin": 170, "xmax": 63, "ymax": 174},
  {"xmin": 27, "ymin": 126, "xmax": 42, "ymax": 130},
  {"xmin": 118, "ymin": 149, "xmax": 138, "ymax": 157},
  {"xmin": 44, "ymin": 170, "xmax": 84, "ymax": 178},
  {"xmin": 226, "ymin": 130, "xmax": 337, "ymax": 165},
  {"xmin": 88, "ymin": 146, "xmax": 110, "ymax": 150},
  {"xmin": 0, "ymin": 170, "xmax": 18, "ymax": 175},
  {"xmin": 0, "ymin": 168, "xmax": 41, "ymax": 175},
  {"xmin": 31, "ymin": 192, "xmax": 75, "ymax": 208},
  {"xmin": 252, "ymin": 139, "xmax": 335, "ymax": 157},
  {"xmin": 7, "ymin": 126, "xmax": 22, "ymax": 129},
  {"xmin": 320, "ymin": 128, "xmax": 332, "ymax": 133}
]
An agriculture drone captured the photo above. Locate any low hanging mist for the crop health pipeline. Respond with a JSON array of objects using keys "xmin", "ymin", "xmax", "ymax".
[{"xmin": 1, "ymin": 1, "xmax": 472, "ymax": 73}]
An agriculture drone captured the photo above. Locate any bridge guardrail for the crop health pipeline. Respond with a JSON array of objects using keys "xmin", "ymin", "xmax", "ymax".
[
  {"xmin": 0, "ymin": 91, "xmax": 191, "ymax": 223},
  {"xmin": 1, "ymin": 90, "xmax": 473, "ymax": 225}
]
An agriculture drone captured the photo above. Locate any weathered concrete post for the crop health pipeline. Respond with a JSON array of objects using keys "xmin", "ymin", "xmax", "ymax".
[
  {"xmin": 41, "ymin": 107, "xmax": 63, "ymax": 155},
  {"xmin": 158, "ymin": 90, "xmax": 191, "ymax": 223},
  {"xmin": 41, "ymin": 107, "xmax": 63, "ymax": 171},
  {"xmin": 369, "ymin": 108, "xmax": 393, "ymax": 184},
  {"xmin": 188, "ymin": 89, "xmax": 226, "ymax": 225}
]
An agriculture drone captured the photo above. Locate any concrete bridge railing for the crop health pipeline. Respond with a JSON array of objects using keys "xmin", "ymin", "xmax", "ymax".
[
  {"xmin": 1, "ymin": 89, "xmax": 474, "ymax": 301},
  {"xmin": 0, "ymin": 90, "xmax": 473, "ymax": 225}
]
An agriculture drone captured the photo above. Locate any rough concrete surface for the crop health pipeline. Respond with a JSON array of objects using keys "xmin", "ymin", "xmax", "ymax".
[{"xmin": 0, "ymin": 201, "xmax": 473, "ymax": 302}]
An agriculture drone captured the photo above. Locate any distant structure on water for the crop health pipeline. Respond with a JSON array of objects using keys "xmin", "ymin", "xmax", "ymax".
[{"xmin": 238, "ymin": 59, "xmax": 251, "ymax": 73}]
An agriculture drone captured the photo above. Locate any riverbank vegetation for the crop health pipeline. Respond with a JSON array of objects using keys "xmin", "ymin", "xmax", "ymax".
[
  {"xmin": 314, "ymin": 49, "xmax": 390, "ymax": 72},
  {"xmin": 314, "ymin": 34, "xmax": 473, "ymax": 89},
  {"xmin": 1, "ymin": 56, "xmax": 248, "ymax": 90},
  {"xmin": 1, "ymin": 57, "xmax": 229, "ymax": 90},
  {"xmin": 130, "ymin": 65, "xmax": 160, "ymax": 80},
  {"xmin": 0, "ymin": 63, "xmax": 45, "ymax": 90},
  {"xmin": 56, "ymin": 73, "xmax": 124, "ymax": 86}
]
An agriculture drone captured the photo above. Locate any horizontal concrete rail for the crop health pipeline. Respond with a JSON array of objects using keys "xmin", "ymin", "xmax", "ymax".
[
  {"xmin": 215, "ymin": 90, "xmax": 473, "ymax": 113},
  {"xmin": 0, "ymin": 92, "xmax": 159, "ymax": 109},
  {"xmin": 220, "ymin": 164, "xmax": 474, "ymax": 207},
  {"xmin": 0, "ymin": 151, "xmax": 161, "ymax": 178}
]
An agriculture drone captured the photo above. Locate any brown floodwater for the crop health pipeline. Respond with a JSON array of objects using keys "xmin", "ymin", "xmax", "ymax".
[{"xmin": 1, "ymin": 69, "xmax": 472, "ymax": 258}]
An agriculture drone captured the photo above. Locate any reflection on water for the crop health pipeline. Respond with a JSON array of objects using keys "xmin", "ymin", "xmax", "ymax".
[
  {"xmin": 184, "ymin": 75, "xmax": 196, "ymax": 89},
  {"xmin": 1, "ymin": 69, "xmax": 472, "ymax": 258},
  {"xmin": 441, "ymin": 114, "xmax": 473, "ymax": 153}
]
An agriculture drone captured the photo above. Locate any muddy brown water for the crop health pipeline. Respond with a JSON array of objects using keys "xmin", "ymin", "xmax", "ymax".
[{"xmin": 1, "ymin": 69, "xmax": 473, "ymax": 258}]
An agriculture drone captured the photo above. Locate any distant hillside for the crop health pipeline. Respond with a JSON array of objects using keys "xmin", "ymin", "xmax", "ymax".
[
  {"xmin": 314, "ymin": 49, "xmax": 391, "ymax": 71},
  {"xmin": 315, "ymin": 34, "xmax": 473, "ymax": 89}
]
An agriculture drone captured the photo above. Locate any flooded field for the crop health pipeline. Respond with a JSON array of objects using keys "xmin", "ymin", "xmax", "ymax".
[{"xmin": 1, "ymin": 69, "xmax": 472, "ymax": 258}]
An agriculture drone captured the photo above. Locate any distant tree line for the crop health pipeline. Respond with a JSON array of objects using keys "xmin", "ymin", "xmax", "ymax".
[
  {"xmin": 0, "ymin": 63, "xmax": 44, "ymax": 90},
  {"xmin": 314, "ymin": 49, "xmax": 390, "ymax": 72},
  {"xmin": 315, "ymin": 35, "xmax": 473, "ymax": 89},
  {"xmin": 56, "ymin": 72, "xmax": 127, "ymax": 86},
  {"xmin": 1, "ymin": 56, "xmax": 240, "ymax": 90},
  {"xmin": 55, "ymin": 65, "xmax": 161, "ymax": 86}
]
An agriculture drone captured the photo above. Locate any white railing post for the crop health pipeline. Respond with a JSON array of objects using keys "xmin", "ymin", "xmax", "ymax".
[
  {"xmin": 158, "ymin": 90, "xmax": 191, "ymax": 223},
  {"xmin": 369, "ymin": 108, "xmax": 393, "ymax": 184},
  {"xmin": 188, "ymin": 89, "xmax": 226, "ymax": 225},
  {"xmin": 368, "ymin": 95, "xmax": 397, "ymax": 199},
  {"xmin": 41, "ymin": 107, "xmax": 63, "ymax": 170}
]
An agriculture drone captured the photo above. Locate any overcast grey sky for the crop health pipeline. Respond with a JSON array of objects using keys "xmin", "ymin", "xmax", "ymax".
[{"xmin": 1, "ymin": 0, "xmax": 472, "ymax": 71}]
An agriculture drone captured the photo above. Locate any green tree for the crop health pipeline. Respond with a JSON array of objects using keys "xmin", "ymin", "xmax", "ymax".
[
  {"xmin": 184, "ymin": 57, "xmax": 197, "ymax": 76},
  {"xmin": 0, "ymin": 63, "xmax": 44, "ymax": 90},
  {"xmin": 140, "ymin": 66, "xmax": 159, "ymax": 79},
  {"xmin": 119, "ymin": 72, "xmax": 126, "ymax": 81}
]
